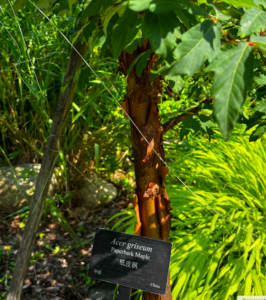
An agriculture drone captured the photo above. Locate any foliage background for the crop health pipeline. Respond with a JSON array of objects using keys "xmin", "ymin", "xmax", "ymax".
[{"xmin": 1, "ymin": 0, "xmax": 266, "ymax": 299}]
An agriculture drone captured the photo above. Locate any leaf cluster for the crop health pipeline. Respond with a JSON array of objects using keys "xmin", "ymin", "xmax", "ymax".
[
  {"xmin": 4, "ymin": 0, "xmax": 266, "ymax": 141},
  {"xmin": 75, "ymin": 0, "xmax": 266, "ymax": 141}
]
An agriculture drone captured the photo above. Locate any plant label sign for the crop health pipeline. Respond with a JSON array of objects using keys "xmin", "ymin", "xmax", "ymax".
[{"xmin": 88, "ymin": 228, "xmax": 172, "ymax": 295}]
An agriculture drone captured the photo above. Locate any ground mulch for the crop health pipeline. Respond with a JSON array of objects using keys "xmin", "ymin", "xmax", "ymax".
[{"xmin": 0, "ymin": 189, "xmax": 132, "ymax": 300}]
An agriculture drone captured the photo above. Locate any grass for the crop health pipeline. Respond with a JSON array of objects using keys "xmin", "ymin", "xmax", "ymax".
[{"xmin": 166, "ymin": 131, "xmax": 266, "ymax": 299}]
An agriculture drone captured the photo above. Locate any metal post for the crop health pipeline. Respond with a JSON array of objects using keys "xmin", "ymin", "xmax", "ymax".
[{"xmin": 117, "ymin": 285, "xmax": 131, "ymax": 300}]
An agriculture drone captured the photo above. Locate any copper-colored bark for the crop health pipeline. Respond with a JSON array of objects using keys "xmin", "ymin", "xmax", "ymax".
[{"xmin": 119, "ymin": 42, "xmax": 172, "ymax": 300}]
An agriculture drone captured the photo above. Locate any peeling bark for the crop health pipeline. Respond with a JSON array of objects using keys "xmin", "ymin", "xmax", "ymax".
[{"xmin": 119, "ymin": 42, "xmax": 172, "ymax": 300}]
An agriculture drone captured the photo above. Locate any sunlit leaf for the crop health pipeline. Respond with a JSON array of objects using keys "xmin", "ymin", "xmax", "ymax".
[
  {"xmin": 206, "ymin": 42, "xmax": 254, "ymax": 140},
  {"xmin": 240, "ymin": 7, "xmax": 266, "ymax": 37},
  {"xmin": 254, "ymin": 74, "xmax": 266, "ymax": 86},
  {"xmin": 221, "ymin": 0, "xmax": 259, "ymax": 9},
  {"xmin": 128, "ymin": 0, "xmax": 209, "ymax": 15},
  {"xmin": 158, "ymin": 20, "xmax": 221, "ymax": 76}
]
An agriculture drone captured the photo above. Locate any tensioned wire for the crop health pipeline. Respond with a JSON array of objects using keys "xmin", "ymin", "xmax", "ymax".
[{"xmin": 3, "ymin": 0, "xmax": 264, "ymax": 241}]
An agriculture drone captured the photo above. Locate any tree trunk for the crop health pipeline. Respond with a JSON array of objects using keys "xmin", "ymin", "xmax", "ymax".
[
  {"xmin": 119, "ymin": 42, "xmax": 172, "ymax": 300},
  {"xmin": 6, "ymin": 40, "xmax": 87, "ymax": 300}
]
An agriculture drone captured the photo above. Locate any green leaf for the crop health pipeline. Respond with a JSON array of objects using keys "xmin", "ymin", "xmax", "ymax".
[
  {"xmin": 254, "ymin": 73, "xmax": 266, "ymax": 86},
  {"xmin": 127, "ymin": 52, "xmax": 147, "ymax": 75},
  {"xmin": 203, "ymin": 249, "xmax": 223, "ymax": 291},
  {"xmin": 68, "ymin": 0, "xmax": 78, "ymax": 16},
  {"xmin": 256, "ymin": 100, "xmax": 266, "ymax": 112},
  {"xmin": 240, "ymin": 7, "xmax": 266, "ymax": 37},
  {"xmin": 191, "ymin": 253, "xmax": 209, "ymax": 289},
  {"xmin": 20, "ymin": 222, "xmax": 25, "ymax": 228},
  {"xmin": 149, "ymin": 0, "xmax": 209, "ymax": 16},
  {"xmin": 165, "ymin": 75, "xmax": 185, "ymax": 94},
  {"xmin": 199, "ymin": 115, "xmax": 214, "ymax": 139},
  {"xmin": 13, "ymin": 0, "xmax": 27, "ymax": 12},
  {"xmin": 83, "ymin": 18, "xmax": 98, "ymax": 41},
  {"xmin": 206, "ymin": 42, "xmax": 254, "ymax": 141},
  {"xmin": 175, "ymin": 10, "xmax": 197, "ymax": 29},
  {"xmin": 180, "ymin": 116, "xmax": 201, "ymax": 139},
  {"xmin": 36, "ymin": 0, "xmax": 50, "ymax": 9},
  {"xmin": 136, "ymin": 49, "xmax": 153, "ymax": 77},
  {"xmin": 221, "ymin": 0, "xmax": 259, "ymax": 9},
  {"xmin": 128, "ymin": 0, "xmax": 209, "ymax": 16},
  {"xmin": 101, "ymin": 13, "xmax": 119, "ymax": 57},
  {"xmin": 213, "ymin": 4, "xmax": 231, "ymax": 20},
  {"xmin": 112, "ymin": 9, "xmax": 140, "ymax": 58},
  {"xmin": 245, "ymin": 111, "xmax": 264, "ymax": 131},
  {"xmin": 158, "ymin": 20, "xmax": 221, "ymax": 77},
  {"xmin": 58, "ymin": 0, "xmax": 70, "ymax": 14},
  {"xmin": 254, "ymin": 0, "xmax": 266, "ymax": 7},
  {"xmin": 254, "ymin": 0, "xmax": 266, "ymax": 8},
  {"xmin": 143, "ymin": 11, "xmax": 182, "ymax": 61},
  {"xmin": 250, "ymin": 35, "xmax": 266, "ymax": 53},
  {"xmin": 251, "ymin": 270, "xmax": 263, "ymax": 295},
  {"xmin": 103, "ymin": 4, "xmax": 122, "ymax": 35},
  {"xmin": 80, "ymin": 0, "xmax": 113, "ymax": 21},
  {"xmin": 250, "ymin": 122, "xmax": 266, "ymax": 141},
  {"xmin": 128, "ymin": 0, "xmax": 151, "ymax": 11},
  {"xmin": 125, "ymin": 29, "xmax": 143, "ymax": 54}
]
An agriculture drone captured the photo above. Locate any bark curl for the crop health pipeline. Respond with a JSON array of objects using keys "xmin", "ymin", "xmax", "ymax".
[{"xmin": 119, "ymin": 42, "xmax": 172, "ymax": 300}]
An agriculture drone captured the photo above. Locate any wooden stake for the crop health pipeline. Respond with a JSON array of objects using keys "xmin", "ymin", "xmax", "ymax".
[{"xmin": 6, "ymin": 41, "xmax": 87, "ymax": 300}]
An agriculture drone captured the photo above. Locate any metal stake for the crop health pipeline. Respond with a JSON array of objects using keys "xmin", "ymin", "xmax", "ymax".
[{"xmin": 117, "ymin": 285, "xmax": 131, "ymax": 300}]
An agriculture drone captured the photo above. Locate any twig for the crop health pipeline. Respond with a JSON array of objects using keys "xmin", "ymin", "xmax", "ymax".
[
  {"xmin": 258, "ymin": 48, "xmax": 266, "ymax": 67},
  {"xmin": 221, "ymin": 39, "xmax": 237, "ymax": 45},
  {"xmin": 223, "ymin": 25, "xmax": 235, "ymax": 30},
  {"xmin": 162, "ymin": 99, "xmax": 213, "ymax": 134}
]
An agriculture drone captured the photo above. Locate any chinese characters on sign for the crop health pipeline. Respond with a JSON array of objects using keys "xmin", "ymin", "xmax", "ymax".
[{"xmin": 119, "ymin": 259, "xmax": 138, "ymax": 269}]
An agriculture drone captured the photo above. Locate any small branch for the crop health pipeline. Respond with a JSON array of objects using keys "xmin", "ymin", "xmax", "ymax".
[
  {"xmin": 221, "ymin": 29, "xmax": 235, "ymax": 41},
  {"xmin": 162, "ymin": 99, "xmax": 213, "ymax": 135},
  {"xmin": 223, "ymin": 25, "xmax": 235, "ymax": 30},
  {"xmin": 221, "ymin": 38, "xmax": 237, "ymax": 45},
  {"xmin": 258, "ymin": 48, "xmax": 266, "ymax": 67}
]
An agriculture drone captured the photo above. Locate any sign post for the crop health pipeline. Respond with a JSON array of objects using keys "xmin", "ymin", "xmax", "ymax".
[
  {"xmin": 116, "ymin": 286, "xmax": 131, "ymax": 300},
  {"xmin": 88, "ymin": 228, "xmax": 172, "ymax": 296}
]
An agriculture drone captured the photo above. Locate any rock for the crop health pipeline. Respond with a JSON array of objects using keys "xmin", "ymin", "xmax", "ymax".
[
  {"xmin": 77, "ymin": 178, "xmax": 117, "ymax": 210},
  {"xmin": 88, "ymin": 283, "xmax": 116, "ymax": 300},
  {"xmin": 0, "ymin": 163, "xmax": 57, "ymax": 213}
]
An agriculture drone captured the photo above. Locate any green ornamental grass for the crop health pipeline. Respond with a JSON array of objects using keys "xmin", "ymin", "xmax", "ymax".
[{"xmin": 167, "ymin": 135, "xmax": 266, "ymax": 299}]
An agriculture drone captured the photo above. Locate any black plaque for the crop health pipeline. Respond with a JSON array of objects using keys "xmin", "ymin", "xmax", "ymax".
[{"xmin": 88, "ymin": 228, "xmax": 172, "ymax": 295}]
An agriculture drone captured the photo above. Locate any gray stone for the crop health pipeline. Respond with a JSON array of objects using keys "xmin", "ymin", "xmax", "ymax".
[
  {"xmin": 0, "ymin": 163, "xmax": 57, "ymax": 213},
  {"xmin": 77, "ymin": 177, "xmax": 117, "ymax": 210},
  {"xmin": 88, "ymin": 283, "xmax": 116, "ymax": 300}
]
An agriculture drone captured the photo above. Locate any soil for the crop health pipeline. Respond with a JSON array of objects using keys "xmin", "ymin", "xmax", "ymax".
[{"xmin": 0, "ymin": 188, "xmax": 133, "ymax": 300}]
